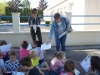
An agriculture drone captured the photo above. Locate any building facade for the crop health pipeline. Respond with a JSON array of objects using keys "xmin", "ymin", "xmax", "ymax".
[{"xmin": 44, "ymin": 0, "xmax": 100, "ymax": 30}]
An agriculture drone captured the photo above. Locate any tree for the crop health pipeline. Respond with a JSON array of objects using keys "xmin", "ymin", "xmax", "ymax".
[
  {"xmin": 38, "ymin": 0, "xmax": 48, "ymax": 11},
  {"xmin": 0, "ymin": 1, "xmax": 7, "ymax": 16},
  {"xmin": 22, "ymin": 0, "xmax": 30, "ymax": 8},
  {"xmin": 7, "ymin": 0, "xmax": 24, "ymax": 12}
]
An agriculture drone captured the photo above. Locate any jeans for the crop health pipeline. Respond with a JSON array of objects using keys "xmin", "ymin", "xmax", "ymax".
[
  {"xmin": 54, "ymin": 67, "xmax": 64, "ymax": 75},
  {"xmin": 55, "ymin": 34, "xmax": 66, "ymax": 52},
  {"xmin": 39, "ymin": 59, "xmax": 44, "ymax": 65},
  {"xmin": 30, "ymin": 27, "xmax": 42, "ymax": 43}
]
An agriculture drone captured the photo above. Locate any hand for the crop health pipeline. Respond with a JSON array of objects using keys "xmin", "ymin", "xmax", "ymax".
[
  {"xmin": 3, "ymin": 68, "xmax": 7, "ymax": 73},
  {"xmin": 47, "ymin": 39, "xmax": 52, "ymax": 44},
  {"xmin": 43, "ymin": 51, "xmax": 47, "ymax": 54},
  {"xmin": 66, "ymin": 28, "xmax": 69, "ymax": 32},
  {"xmin": 41, "ymin": 50, "xmax": 44, "ymax": 53},
  {"xmin": 10, "ymin": 47, "xmax": 13, "ymax": 50},
  {"xmin": 46, "ymin": 67, "xmax": 50, "ymax": 71}
]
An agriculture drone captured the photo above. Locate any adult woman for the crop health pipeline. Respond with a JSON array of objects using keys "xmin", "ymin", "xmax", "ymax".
[
  {"xmin": 48, "ymin": 13, "xmax": 70, "ymax": 52},
  {"xmin": 28, "ymin": 8, "xmax": 42, "ymax": 43}
]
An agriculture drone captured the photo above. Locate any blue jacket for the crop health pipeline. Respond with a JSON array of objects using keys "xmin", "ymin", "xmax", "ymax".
[{"xmin": 49, "ymin": 17, "xmax": 70, "ymax": 39}]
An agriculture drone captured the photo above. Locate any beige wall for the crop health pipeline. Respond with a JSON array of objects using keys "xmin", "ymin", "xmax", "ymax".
[
  {"xmin": 43, "ymin": 0, "xmax": 67, "ymax": 21},
  {"xmin": 44, "ymin": 0, "xmax": 100, "ymax": 31},
  {"xmin": 84, "ymin": 0, "xmax": 100, "ymax": 30},
  {"xmin": 0, "ymin": 31, "xmax": 100, "ymax": 47}
]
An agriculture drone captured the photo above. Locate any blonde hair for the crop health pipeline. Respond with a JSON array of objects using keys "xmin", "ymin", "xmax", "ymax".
[
  {"xmin": 55, "ymin": 51, "xmax": 65, "ymax": 59},
  {"xmin": 29, "ymin": 49, "xmax": 38, "ymax": 58}
]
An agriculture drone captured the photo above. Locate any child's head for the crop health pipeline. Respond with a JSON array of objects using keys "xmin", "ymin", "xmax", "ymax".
[
  {"xmin": 64, "ymin": 59, "xmax": 76, "ymax": 72},
  {"xmin": 1, "ymin": 40, "xmax": 7, "ymax": 46},
  {"xmin": 29, "ymin": 49, "xmax": 38, "ymax": 59},
  {"xmin": 20, "ymin": 57, "xmax": 32, "ymax": 70},
  {"xmin": 33, "ymin": 40, "xmax": 42, "ymax": 48},
  {"xmin": 86, "ymin": 72, "xmax": 96, "ymax": 75},
  {"xmin": 55, "ymin": 51, "xmax": 65, "ymax": 60},
  {"xmin": 9, "ymin": 50, "xmax": 17, "ymax": 62},
  {"xmin": 90, "ymin": 56, "xmax": 100, "ymax": 71},
  {"xmin": 21, "ymin": 40, "xmax": 28, "ymax": 49}
]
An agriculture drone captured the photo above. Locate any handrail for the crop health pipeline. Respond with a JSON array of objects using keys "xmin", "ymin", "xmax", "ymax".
[
  {"xmin": 1, "ymin": 15, "xmax": 100, "ymax": 26},
  {"xmin": 1, "ymin": 15, "xmax": 100, "ymax": 18}
]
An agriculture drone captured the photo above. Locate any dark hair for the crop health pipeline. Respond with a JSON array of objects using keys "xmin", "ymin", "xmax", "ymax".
[
  {"xmin": 90, "ymin": 56, "xmax": 100, "ymax": 71},
  {"xmin": 54, "ymin": 13, "xmax": 61, "ymax": 20},
  {"xmin": 0, "ymin": 40, "xmax": 2, "ymax": 46},
  {"xmin": 21, "ymin": 40, "xmax": 28, "ymax": 49},
  {"xmin": 20, "ymin": 57, "xmax": 32, "ymax": 67},
  {"xmin": 9, "ymin": 50, "xmax": 16, "ymax": 56},
  {"xmin": 33, "ymin": 40, "xmax": 42, "ymax": 47},
  {"xmin": 64, "ymin": 59, "xmax": 76, "ymax": 72},
  {"xmin": 86, "ymin": 72, "xmax": 96, "ymax": 75},
  {"xmin": 1, "ymin": 40, "xmax": 7, "ymax": 46},
  {"xmin": 32, "ymin": 8, "xmax": 37, "ymax": 14}
]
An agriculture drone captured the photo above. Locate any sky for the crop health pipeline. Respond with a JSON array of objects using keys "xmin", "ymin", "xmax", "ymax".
[
  {"xmin": 28, "ymin": 0, "xmax": 55, "ymax": 8},
  {"xmin": 5, "ymin": 0, "xmax": 55, "ymax": 8}
]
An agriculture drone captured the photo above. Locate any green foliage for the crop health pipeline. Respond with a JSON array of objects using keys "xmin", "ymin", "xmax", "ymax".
[
  {"xmin": 0, "ymin": 1, "xmax": 44, "ymax": 23},
  {"xmin": 22, "ymin": 0, "xmax": 30, "ymax": 8},
  {"xmin": 0, "ymin": 3, "xmax": 6, "ymax": 16},
  {"xmin": 20, "ymin": 8, "xmax": 32, "ymax": 22},
  {"xmin": 38, "ymin": 10, "xmax": 43, "ymax": 19},
  {"xmin": 5, "ymin": 7, "xmax": 32, "ymax": 22},
  {"xmin": 45, "ymin": 21, "xmax": 51, "ymax": 24}
]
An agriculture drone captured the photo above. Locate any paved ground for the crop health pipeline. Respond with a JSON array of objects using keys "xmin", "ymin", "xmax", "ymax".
[
  {"xmin": 1, "ymin": 25, "xmax": 100, "ymax": 75},
  {"xmin": 15, "ymin": 45, "xmax": 100, "ymax": 75}
]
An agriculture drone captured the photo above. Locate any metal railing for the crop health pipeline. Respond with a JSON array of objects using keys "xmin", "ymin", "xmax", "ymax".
[{"xmin": 0, "ymin": 15, "xmax": 100, "ymax": 26}]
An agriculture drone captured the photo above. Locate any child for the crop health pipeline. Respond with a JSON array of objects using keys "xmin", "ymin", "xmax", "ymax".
[
  {"xmin": 29, "ymin": 49, "xmax": 50, "ymax": 71},
  {"xmin": 0, "ymin": 40, "xmax": 2, "ymax": 46},
  {"xmin": 0, "ymin": 40, "xmax": 7, "ymax": 45},
  {"xmin": 50, "ymin": 51, "xmax": 65, "ymax": 75},
  {"xmin": 33, "ymin": 40, "xmax": 44, "ymax": 64},
  {"xmin": 0, "ymin": 52, "xmax": 5, "ymax": 75},
  {"xmin": 90, "ymin": 56, "xmax": 100, "ymax": 75},
  {"xmin": 86, "ymin": 72, "xmax": 96, "ymax": 75},
  {"xmin": 20, "ymin": 40, "xmax": 29, "ymax": 59},
  {"xmin": 3, "ymin": 50, "xmax": 22, "ymax": 75},
  {"xmin": 20, "ymin": 57, "xmax": 40, "ymax": 75},
  {"xmin": 0, "ymin": 40, "xmax": 9, "ymax": 62},
  {"xmin": 60, "ymin": 59, "xmax": 76, "ymax": 75}
]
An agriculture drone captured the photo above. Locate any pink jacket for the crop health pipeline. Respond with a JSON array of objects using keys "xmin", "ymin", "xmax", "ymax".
[
  {"xmin": 20, "ymin": 48, "xmax": 29, "ymax": 59},
  {"xmin": 50, "ymin": 57, "xmax": 64, "ymax": 71}
]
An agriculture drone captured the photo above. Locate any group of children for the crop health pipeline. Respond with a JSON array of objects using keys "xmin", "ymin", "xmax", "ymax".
[{"xmin": 0, "ymin": 40, "xmax": 100, "ymax": 75}]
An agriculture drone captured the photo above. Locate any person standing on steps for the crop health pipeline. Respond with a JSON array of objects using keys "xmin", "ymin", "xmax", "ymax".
[
  {"xmin": 48, "ymin": 13, "xmax": 71, "ymax": 52},
  {"xmin": 28, "ymin": 8, "xmax": 43, "ymax": 43}
]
